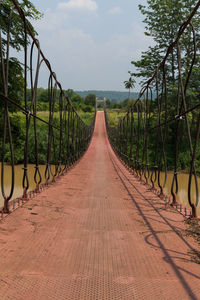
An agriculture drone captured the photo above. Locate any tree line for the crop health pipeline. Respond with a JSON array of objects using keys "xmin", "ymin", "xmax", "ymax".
[{"xmin": 26, "ymin": 88, "xmax": 96, "ymax": 112}]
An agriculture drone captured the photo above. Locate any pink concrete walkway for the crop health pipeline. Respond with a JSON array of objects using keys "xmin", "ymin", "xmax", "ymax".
[{"xmin": 0, "ymin": 111, "xmax": 199, "ymax": 299}]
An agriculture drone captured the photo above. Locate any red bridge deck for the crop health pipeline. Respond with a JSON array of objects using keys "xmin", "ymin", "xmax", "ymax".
[{"xmin": 0, "ymin": 112, "xmax": 199, "ymax": 299}]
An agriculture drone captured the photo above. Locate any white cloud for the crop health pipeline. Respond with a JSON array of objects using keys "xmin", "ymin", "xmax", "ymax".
[
  {"xmin": 34, "ymin": 21, "xmax": 153, "ymax": 90},
  {"xmin": 30, "ymin": 4, "xmax": 154, "ymax": 91},
  {"xmin": 33, "ymin": 8, "xmax": 69, "ymax": 32},
  {"xmin": 108, "ymin": 7, "xmax": 123, "ymax": 15},
  {"xmin": 58, "ymin": 0, "xmax": 98, "ymax": 12}
]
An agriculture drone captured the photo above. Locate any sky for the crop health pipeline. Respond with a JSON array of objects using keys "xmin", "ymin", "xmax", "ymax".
[{"xmin": 29, "ymin": 0, "xmax": 153, "ymax": 91}]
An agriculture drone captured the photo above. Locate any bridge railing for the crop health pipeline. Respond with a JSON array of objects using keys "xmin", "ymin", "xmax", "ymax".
[
  {"xmin": 105, "ymin": 1, "xmax": 200, "ymax": 218},
  {"xmin": 0, "ymin": 1, "xmax": 96, "ymax": 214}
]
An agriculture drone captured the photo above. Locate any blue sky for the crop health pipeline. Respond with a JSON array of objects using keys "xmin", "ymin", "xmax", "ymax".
[{"xmin": 29, "ymin": 0, "xmax": 153, "ymax": 91}]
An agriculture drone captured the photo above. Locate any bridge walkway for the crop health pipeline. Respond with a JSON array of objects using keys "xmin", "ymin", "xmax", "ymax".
[{"xmin": 0, "ymin": 112, "xmax": 199, "ymax": 299}]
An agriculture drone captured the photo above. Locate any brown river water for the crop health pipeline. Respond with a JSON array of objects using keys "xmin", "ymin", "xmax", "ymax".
[
  {"xmin": 0, "ymin": 164, "xmax": 200, "ymax": 214},
  {"xmin": 141, "ymin": 171, "xmax": 200, "ymax": 214},
  {"xmin": 0, "ymin": 164, "xmax": 54, "ymax": 208}
]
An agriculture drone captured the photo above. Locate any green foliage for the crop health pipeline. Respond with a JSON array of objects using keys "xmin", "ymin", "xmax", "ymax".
[
  {"xmin": 0, "ymin": 58, "xmax": 24, "ymax": 112},
  {"xmin": 107, "ymin": 102, "xmax": 200, "ymax": 174},
  {"xmin": 35, "ymin": 102, "xmax": 49, "ymax": 111},
  {"xmin": 71, "ymin": 93, "xmax": 83, "ymax": 104},
  {"xmin": 76, "ymin": 90, "xmax": 139, "ymax": 103},
  {"xmin": 27, "ymin": 120, "xmax": 49, "ymax": 164},
  {"xmin": 0, "ymin": 114, "xmax": 25, "ymax": 163},
  {"xmin": 37, "ymin": 89, "xmax": 49, "ymax": 102},
  {"xmin": 106, "ymin": 99, "xmax": 111, "ymax": 108},
  {"xmin": 106, "ymin": 110, "xmax": 126, "ymax": 126},
  {"xmin": 26, "ymin": 88, "xmax": 97, "ymax": 112},
  {"xmin": 124, "ymin": 72, "xmax": 136, "ymax": 99},
  {"xmin": 131, "ymin": 46, "xmax": 162, "ymax": 83},
  {"xmin": 64, "ymin": 89, "xmax": 84, "ymax": 105},
  {"xmin": 66, "ymin": 89, "xmax": 74, "ymax": 99},
  {"xmin": 0, "ymin": 0, "xmax": 42, "ymax": 52},
  {"xmin": 85, "ymin": 93, "xmax": 96, "ymax": 107},
  {"xmin": 132, "ymin": 0, "xmax": 200, "ymax": 86},
  {"xmin": 0, "ymin": 108, "xmax": 94, "ymax": 164},
  {"xmin": 82, "ymin": 104, "xmax": 93, "ymax": 113},
  {"xmin": 78, "ymin": 111, "xmax": 94, "ymax": 125},
  {"xmin": 0, "ymin": 1, "xmax": 43, "ymax": 113}
]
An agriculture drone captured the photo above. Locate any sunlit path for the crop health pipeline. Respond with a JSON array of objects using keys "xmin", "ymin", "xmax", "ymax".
[{"xmin": 0, "ymin": 112, "xmax": 199, "ymax": 299}]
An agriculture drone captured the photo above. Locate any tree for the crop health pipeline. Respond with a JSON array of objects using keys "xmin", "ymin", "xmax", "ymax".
[
  {"xmin": 132, "ymin": 0, "xmax": 200, "ymax": 86},
  {"xmin": 71, "ymin": 93, "xmax": 83, "ymax": 104},
  {"xmin": 0, "ymin": 0, "xmax": 42, "ymax": 52},
  {"xmin": 38, "ymin": 89, "xmax": 49, "ymax": 102},
  {"xmin": 82, "ymin": 105, "xmax": 92, "ymax": 113},
  {"xmin": 0, "ymin": 57, "xmax": 24, "ymax": 112},
  {"xmin": 124, "ymin": 72, "xmax": 135, "ymax": 100},
  {"xmin": 85, "ymin": 93, "xmax": 96, "ymax": 107},
  {"xmin": 131, "ymin": 45, "xmax": 162, "ymax": 84},
  {"xmin": 65, "ymin": 89, "xmax": 84, "ymax": 105},
  {"xmin": 0, "ymin": 0, "xmax": 42, "ymax": 111},
  {"xmin": 66, "ymin": 89, "xmax": 74, "ymax": 100},
  {"xmin": 106, "ymin": 99, "xmax": 111, "ymax": 108}
]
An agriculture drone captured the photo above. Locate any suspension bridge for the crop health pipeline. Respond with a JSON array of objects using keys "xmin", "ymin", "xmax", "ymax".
[{"xmin": 0, "ymin": 0, "xmax": 200, "ymax": 299}]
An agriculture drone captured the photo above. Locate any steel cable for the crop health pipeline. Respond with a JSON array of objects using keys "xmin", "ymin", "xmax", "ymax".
[
  {"xmin": 0, "ymin": 2, "xmax": 96, "ymax": 212},
  {"xmin": 105, "ymin": 2, "xmax": 200, "ymax": 218}
]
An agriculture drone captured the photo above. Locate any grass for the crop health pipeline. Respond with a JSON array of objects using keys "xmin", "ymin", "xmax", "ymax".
[
  {"xmin": 37, "ymin": 111, "xmax": 95, "ymax": 126},
  {"xmin": 6, "ymin": 109, "xmax": 95, "ymax": 164},
  {"xmin": 15, "ymin": 110, "xmax": 95, "ymax": 126},
  {"xmin": 106, "ymin": 109, "xmax": 126, "ymax": 126},
  {"xmin": 77, "ymin": 111, "xmax": 95, "ymax": 125},
  {"xmin": 106, "ymin": 109, "xmax": 144, "ymax": 127}
]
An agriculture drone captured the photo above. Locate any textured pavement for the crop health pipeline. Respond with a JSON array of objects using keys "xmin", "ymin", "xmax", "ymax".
[{"xmin": 0, "ymin": 111, "xmax": 200, "ymax": 299}]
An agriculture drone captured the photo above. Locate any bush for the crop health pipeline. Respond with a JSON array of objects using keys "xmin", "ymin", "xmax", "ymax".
[{"xmin": 82, "ymin": 105, "xmax": 92, "ymax": 113}]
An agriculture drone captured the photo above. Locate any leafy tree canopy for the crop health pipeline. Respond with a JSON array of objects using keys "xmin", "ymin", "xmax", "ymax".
[
  {"xmin": 0, "ymin": 0, "xmax": 43, "ymax": 51},
  {"xmin": 124, "ymin": 72, "xmax": 135, "ymax": 99},
  {"xmin": 132, "ymin": 0, "xmax": 200, "ymax": 85},
  {"xmin": 85, "ymin": 94, "xmax": 96, "ymax": 107},
  {"xmin": 0, "ymin": 0, "xmax": 42, "ymax": 111}
]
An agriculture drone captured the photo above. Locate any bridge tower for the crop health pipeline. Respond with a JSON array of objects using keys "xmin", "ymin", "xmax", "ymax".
[{"xmin": 96, "ymin": 97, "xmax": 106, "ymax": 111}]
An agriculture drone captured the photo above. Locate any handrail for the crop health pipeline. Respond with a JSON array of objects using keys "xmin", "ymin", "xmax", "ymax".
[
  {"xmin": 0, "ymin": 1, "xmax": 96, "ymax": 215},
  {"xmin": 105, "ymin": 1, "xmax": 200, "ymax": 218}
]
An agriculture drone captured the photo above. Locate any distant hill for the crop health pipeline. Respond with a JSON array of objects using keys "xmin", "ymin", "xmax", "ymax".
[{"xmin": 75, "ymin": 90, "xmax": 139, "ymax": 103}]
